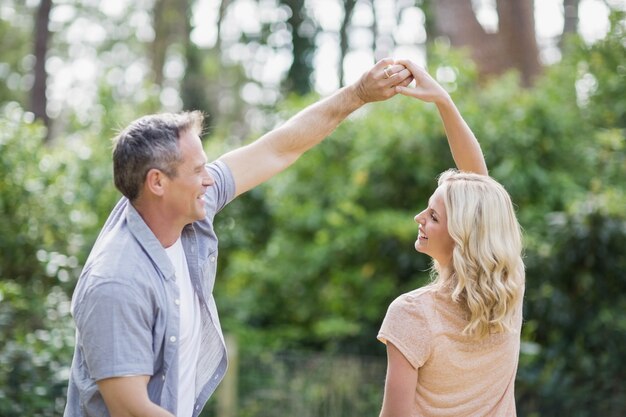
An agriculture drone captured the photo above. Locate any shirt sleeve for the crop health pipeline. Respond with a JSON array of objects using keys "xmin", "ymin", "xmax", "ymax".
[
  {"xmin": 377, "ymin": 293, "xmax": 433, "ymax": 369},
  {"xmin": 74, "ymin": 279, "xmax": 155, "ymax": 381},
  {"xmin": 206, "ymin": 160, "xmax": 236, "ymax": 213}
]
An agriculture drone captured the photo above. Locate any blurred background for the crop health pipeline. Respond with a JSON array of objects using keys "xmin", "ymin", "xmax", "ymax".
[{"xmin": 1, "ymin": 0, "xmax": 625, "ymax": 416}]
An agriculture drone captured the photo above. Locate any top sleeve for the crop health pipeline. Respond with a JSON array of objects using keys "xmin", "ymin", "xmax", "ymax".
[
  {"xmin": 206, "ymin": 160, "xmax": 236, "ymax": 213},
  {"xmin": 74, "ymin": 279, "xmax": 155, "ymax": 381},
  {"xmin": 377, "ymin": 293, "xmax": 433, "ymax": 369}
]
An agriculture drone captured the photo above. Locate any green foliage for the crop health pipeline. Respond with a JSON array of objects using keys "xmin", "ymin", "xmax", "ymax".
[
  {"xmin": 0, "ymin": 102, "xmax": 119, "ymax": 415},
  {"xmin": 514, "ymin": 13, "xmax": 626, "ymax": 416},
  {"xmin": 575, "ymin": 10, "xmax": 626, "ymax": 129},
  {"xmin": 518, "ymin": 199, "xmax": 626, "ymax": 416},
  {"xmin": 0, "ymin": 285, "xmax": 74, "ymax": 416},
  {"xmin": 0, "ymin": 2, "xmax": 33, "ymax": 107},
  {"xmin": 201, "ymin": 351, "xmax": 386, "ymax": 417}
]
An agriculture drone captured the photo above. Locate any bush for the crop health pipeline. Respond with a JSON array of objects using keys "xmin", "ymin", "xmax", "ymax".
[{"xmin": 0, "ymin": 102, "xmax": 118, "ymax": 414}]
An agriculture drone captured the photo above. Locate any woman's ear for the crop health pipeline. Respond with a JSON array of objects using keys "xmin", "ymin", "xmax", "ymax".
[{"xmin": 144, "ymin": 168, "xmax": 167, "ymax": 197}]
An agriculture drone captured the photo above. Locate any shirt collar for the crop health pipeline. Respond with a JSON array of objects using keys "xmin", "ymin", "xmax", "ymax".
[{"xmin": 125, "ymin": 201, "xmax": 176, "ymax": 281}]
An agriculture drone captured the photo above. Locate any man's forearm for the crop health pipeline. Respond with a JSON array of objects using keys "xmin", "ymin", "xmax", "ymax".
[
  {"xmin": 218, "ymin": 59, "xmax": 409, "ymax": 197},
  {"xmin": 97, "ymin": 376, "xmax": 176, "ymax": 417},
  {"xmin": 268, "ymin": 83, "xmax": 365, "ymax": 157}
]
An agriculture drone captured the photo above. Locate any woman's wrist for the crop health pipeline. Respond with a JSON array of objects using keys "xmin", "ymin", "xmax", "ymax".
[{"xmin": 434, "ymin": 91, "xmax": 453, "ymax": 106}]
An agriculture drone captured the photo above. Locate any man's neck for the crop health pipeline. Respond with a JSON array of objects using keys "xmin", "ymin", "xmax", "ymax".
[{"xmin": 132, "ymin": 199, "xmax": 183, "ymax": 248}]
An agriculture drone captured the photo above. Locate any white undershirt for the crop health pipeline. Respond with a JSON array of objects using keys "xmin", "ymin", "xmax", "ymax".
[{"xmin": 165, "ymin": 238, "xmax": 202, "ymax": 417}]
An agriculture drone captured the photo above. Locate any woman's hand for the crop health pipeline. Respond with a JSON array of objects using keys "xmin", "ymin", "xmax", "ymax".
[
  {"xmin": 393, "ymin": 59, "xmax": 451, "ymax": 105},
  {"xmin": 392, "ymin": 58, "xmax": 488, "ymax": 175}
]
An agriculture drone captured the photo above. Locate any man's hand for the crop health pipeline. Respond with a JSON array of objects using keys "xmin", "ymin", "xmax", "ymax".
[{"xmin": 353, "ymin": 58, "xmax": 413, "ymax": 104}]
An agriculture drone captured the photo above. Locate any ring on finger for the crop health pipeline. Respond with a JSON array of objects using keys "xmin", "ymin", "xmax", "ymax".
[{"xmin": 383, "ymin": 65, "xmax": 392, "ymax": 79}]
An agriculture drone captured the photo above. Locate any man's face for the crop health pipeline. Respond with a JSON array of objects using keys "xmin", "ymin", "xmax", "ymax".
[{"xmin": 162, "ymin": 130, "xmax": 214, "ymax": 226}]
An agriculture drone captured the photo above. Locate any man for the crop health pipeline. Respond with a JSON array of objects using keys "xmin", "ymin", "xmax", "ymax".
[{"xmin": 64, "ymin": 59, "xmax": 411, "ymax": 417}]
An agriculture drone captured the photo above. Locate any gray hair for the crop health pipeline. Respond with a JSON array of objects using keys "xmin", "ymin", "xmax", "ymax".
[{"xmin": 112, "ymin": 111, "xmax": 204, "ymax": 201}]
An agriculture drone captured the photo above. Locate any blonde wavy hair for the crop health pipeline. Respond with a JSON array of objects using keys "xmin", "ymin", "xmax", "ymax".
[{"xmin": 431, "ymin": 169, "xmax": 524, "ymax": 339}]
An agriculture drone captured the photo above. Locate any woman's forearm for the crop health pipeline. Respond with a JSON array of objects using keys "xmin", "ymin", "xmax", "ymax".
[{"xmin": 435, "ymin": 95, "xmax": 488, "ymax": 175}]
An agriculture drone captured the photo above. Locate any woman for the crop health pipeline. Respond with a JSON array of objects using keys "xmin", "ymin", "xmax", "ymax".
[{"xmin": 377, "ymin": 60, "xmax": 525, "ymax": 417}]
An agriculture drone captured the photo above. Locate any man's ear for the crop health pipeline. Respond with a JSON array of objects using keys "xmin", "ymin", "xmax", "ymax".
[{"xmin": 144, "ymin": 168, "xmax": 167, "ymax": 197}]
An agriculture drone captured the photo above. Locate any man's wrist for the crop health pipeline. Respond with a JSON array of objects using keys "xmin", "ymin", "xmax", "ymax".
[{"xmin": 344, "ymin": 82, "xmax": 368, "ymax": 111}]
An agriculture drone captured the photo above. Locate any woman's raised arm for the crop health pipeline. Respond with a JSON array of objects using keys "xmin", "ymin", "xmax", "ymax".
[{"xmin": 395, "ymin": 59, "xmax": 488, "ymax": 175}]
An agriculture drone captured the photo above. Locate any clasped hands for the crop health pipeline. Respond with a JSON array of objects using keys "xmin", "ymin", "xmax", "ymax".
[{"xmin": 355, "ymin": 58, "xmax": 450, "ymax": 105}]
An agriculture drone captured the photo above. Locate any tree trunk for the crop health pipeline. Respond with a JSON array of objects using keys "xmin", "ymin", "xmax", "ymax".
[
  {"xmin": 215, "ymin": 0, "xmax": 231, "ymax": 52},
  {"xmin": 432, "ymin": 0, "xmax": 505, "ymax": 74},
  {"xmin": 496, "ymin": 0, "xmax": 542, "ymax": 86},
  {"xmin": 282, "ymin": 0, "xmax": 316, "ymax": 95},
  {"xmin": 31, "ymin": 0, "xmax": 52, "ymax": 141},
  {"xmin": 339, "ymin": 0, "xmax": 357, "ymax": 86},
  {"xmin": 562, "ymin": 0, "xmax": 580, "ymax": 35},
  {"xmin": 181, "ymin": 0, "xmax": 216, "ymax": 133},
  {"xmin": 152, "ymin": 0, "xmax": 167, "ymax": 87},
  {"xmin": 560, "ymin": 0, "xmax": 580, "ymax": 50},
  {"xmin": 151, "ymin": 0, "xmax": 185, "ymax": 88},
  {"xmin": 421, "ymin": 0, "xmax": 437, "ymax": 44},
  {"xmin": 370, "ymin": 0, "xmax": 379, "ymax": 60},
  {"xmin": 373, "ymin": 0, "xmax": 396, "ymax": 60},
  {"xmin": 432, "ymin": 0, "xmax": 541, "ymax": 87}
]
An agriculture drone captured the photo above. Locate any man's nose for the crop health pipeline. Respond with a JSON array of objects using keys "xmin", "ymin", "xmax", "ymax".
[{"xmin": 203, "ymin": 169, "xmax": 215, "ymax": 186}]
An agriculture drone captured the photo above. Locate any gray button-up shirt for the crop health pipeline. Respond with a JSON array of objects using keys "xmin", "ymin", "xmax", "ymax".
[{"xmin": 64, "ymin": 160, "xmax": 235, "ymax": 417}]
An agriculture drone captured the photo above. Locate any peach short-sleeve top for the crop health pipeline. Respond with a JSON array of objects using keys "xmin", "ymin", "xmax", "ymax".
[{"xmin": 378, "ymin": 285, "xmax": 523, "ymax": 417}]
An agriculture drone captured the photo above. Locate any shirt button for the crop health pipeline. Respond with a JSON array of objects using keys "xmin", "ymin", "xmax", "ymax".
[
  {"xmin": 210, "ymin": 256, "xmax": 216, "ymax": 262},
  {"xmin": 170, "ymin": 336, "xmax": 177, "ymax": 343},
  {"xmin": 175, "ymin": 299, "xmax": 180, "ymax": 305},
  {"xmin": 162, "ymin": 374, "xmax": 165, "ymax": 381}
]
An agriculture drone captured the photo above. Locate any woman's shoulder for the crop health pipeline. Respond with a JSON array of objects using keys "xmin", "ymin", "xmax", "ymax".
[
  {"xmin": 389, "ymin": 285, "xmax": 439, "ymax": 317},
  {"xmin": 402, "ymin": 285, "xmax": 441, "ymax": 303}
]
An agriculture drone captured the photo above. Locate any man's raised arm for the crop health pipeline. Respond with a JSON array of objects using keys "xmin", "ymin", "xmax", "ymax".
[{"xmin": 220, "ymin": 58, "xmax": 412, "ymax": 197}]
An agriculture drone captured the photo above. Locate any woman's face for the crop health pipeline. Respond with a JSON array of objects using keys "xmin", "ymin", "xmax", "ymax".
[{"xmin": 414, "ymin": 186, "xmax": 455, "ymax": 267}]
